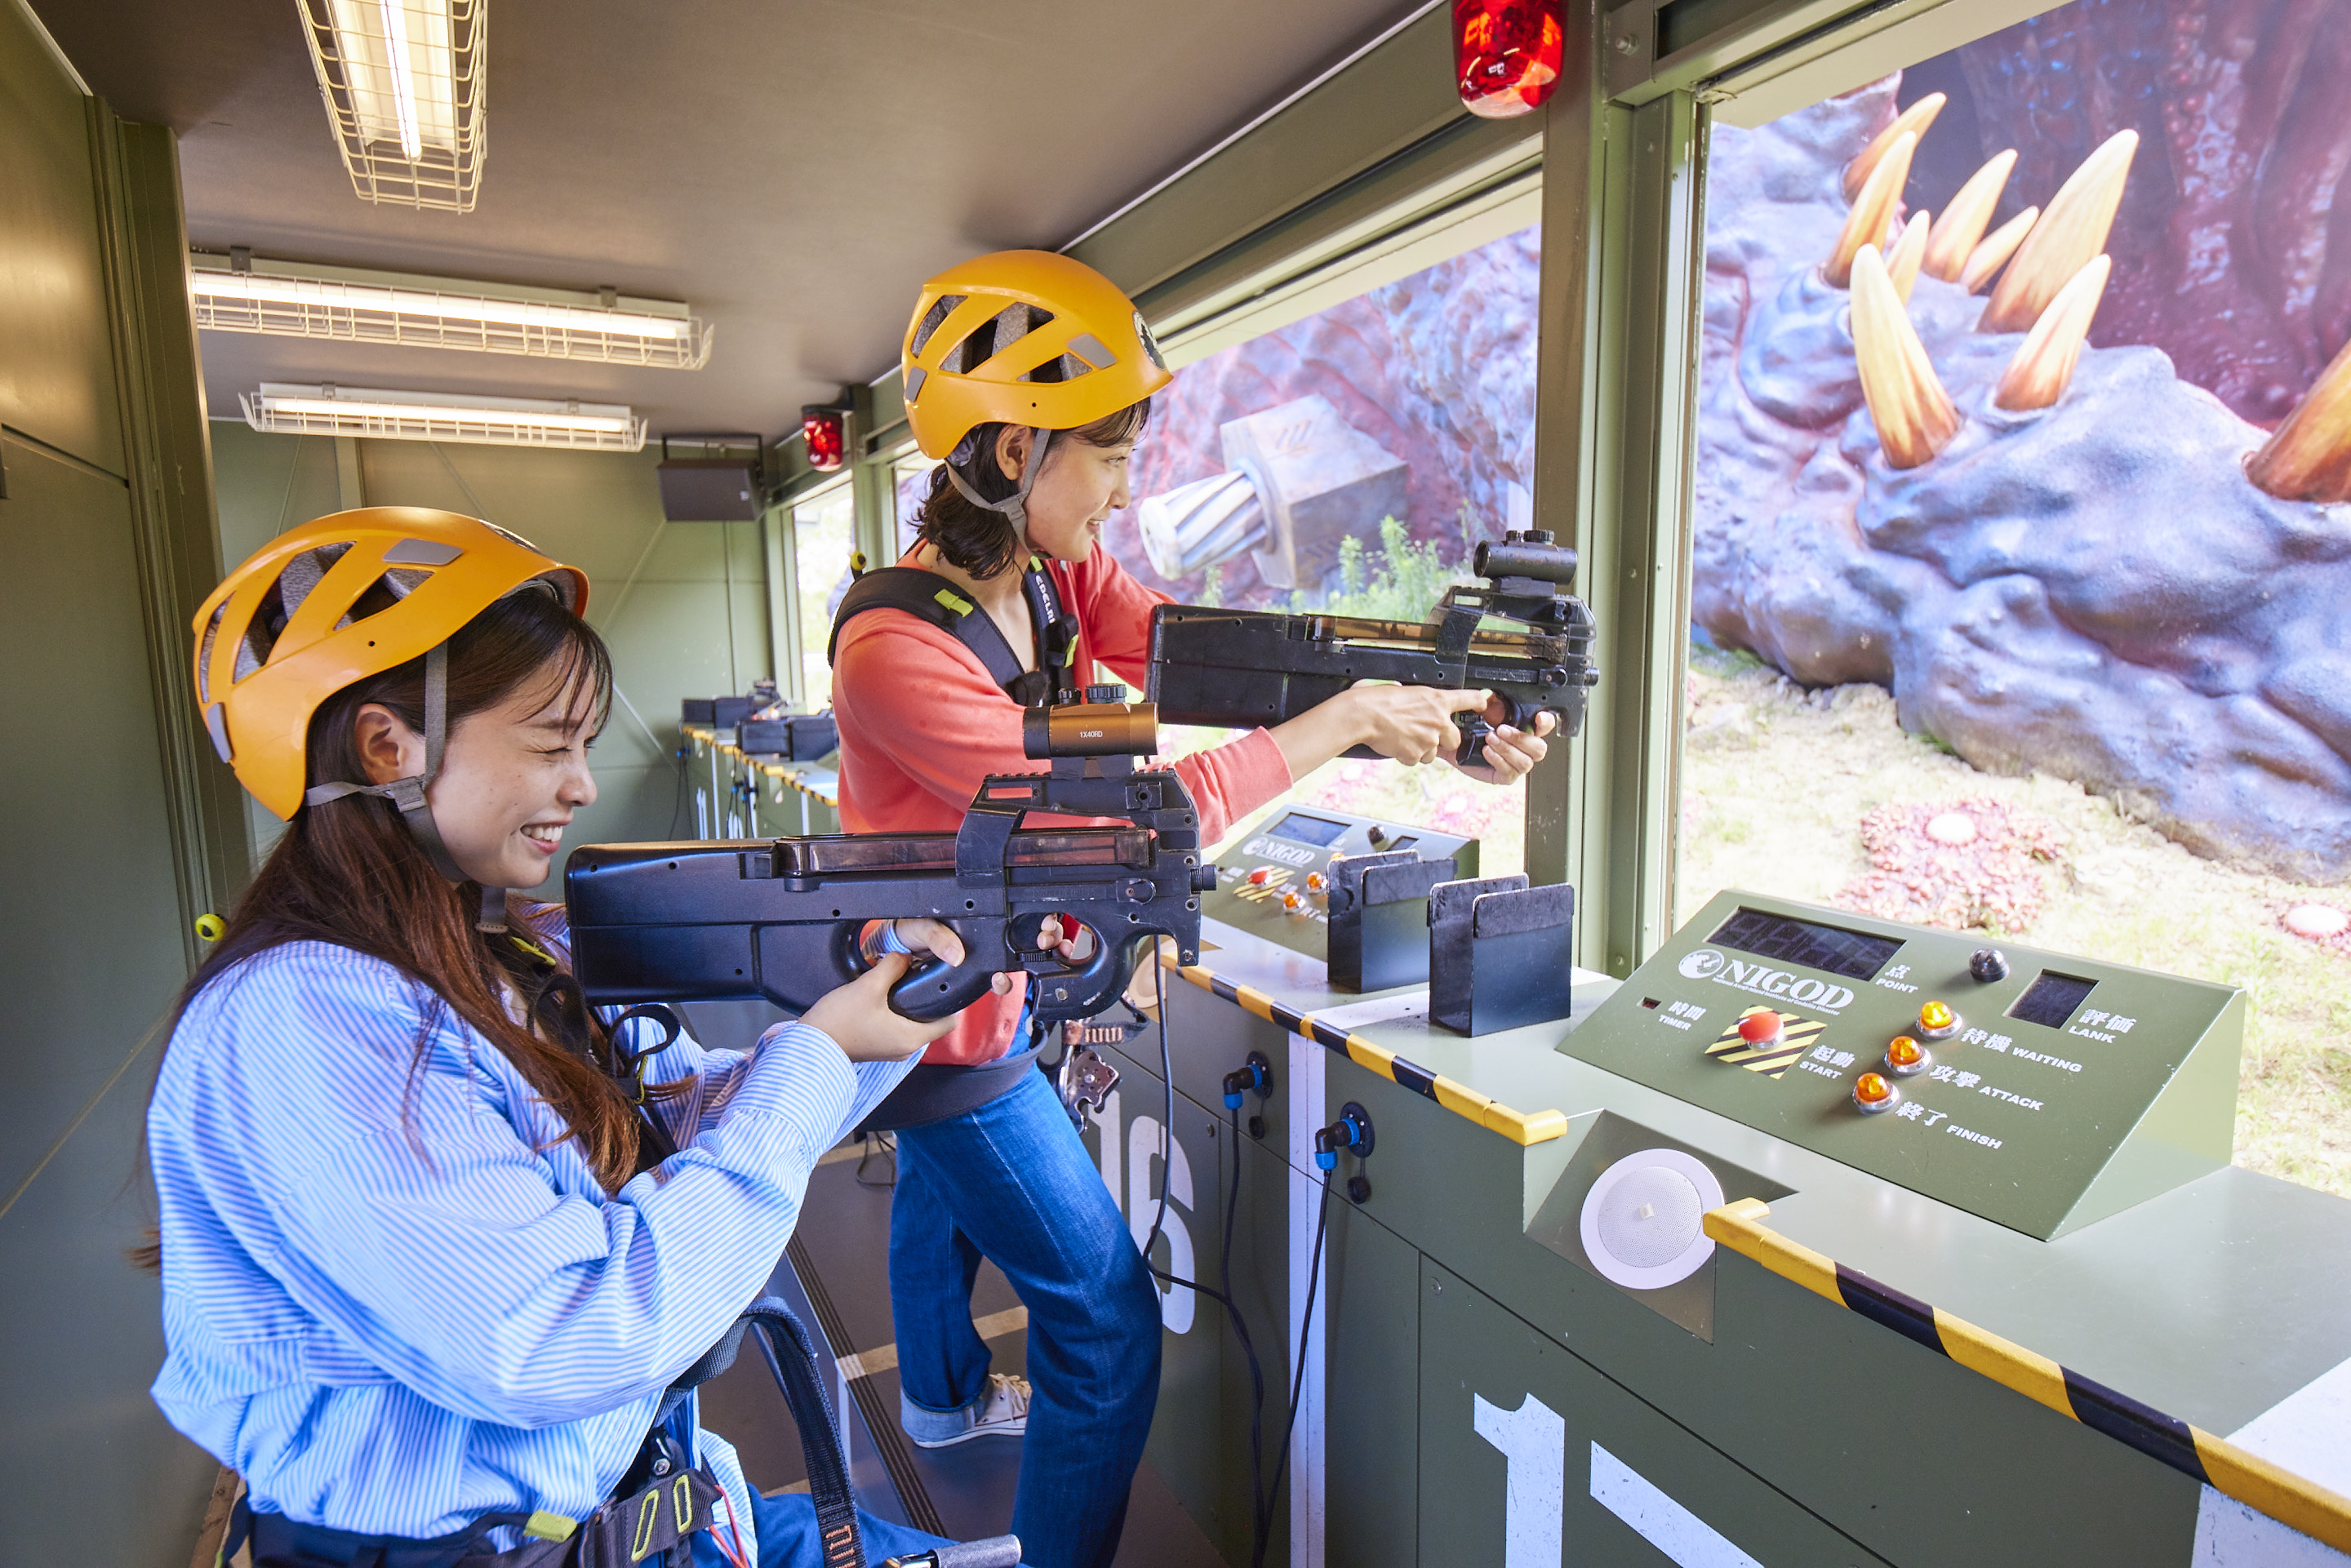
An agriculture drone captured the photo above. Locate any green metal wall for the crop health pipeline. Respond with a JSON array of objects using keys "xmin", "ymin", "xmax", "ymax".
[
  {"xmin": 209, "ymin": 425, "xmax": 776, "ymax": 860},
  {"xmin": 0, "ymin": 4, "xmax": 242, "ymax": 1561}
]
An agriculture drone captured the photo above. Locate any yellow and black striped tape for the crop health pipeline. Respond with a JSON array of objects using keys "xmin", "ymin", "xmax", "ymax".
[
  {"xmin": 1704, "ymin": 1198, "xmax": 2351, "ymax": 1553},
  {"xmin": 1703, "ymin": 1011, "xmax": 1825, "ymax": 1077},
  {"xmin": 754, "ymin": 760, "xmax": 833, "ymax": 802},
  {"xmin": 1158, "ymin": 953, "xmax": 1569, "ymax": 1146}
]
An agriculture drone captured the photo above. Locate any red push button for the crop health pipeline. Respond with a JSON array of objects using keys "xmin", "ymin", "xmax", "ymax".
[
  {"xmin": 1738, "ymin": 1009, "xmax": 1783, "ymax": 1045},
  {"xmin": 1246, "ymin": 867, "xmax": 1276, "ymax": 886}
]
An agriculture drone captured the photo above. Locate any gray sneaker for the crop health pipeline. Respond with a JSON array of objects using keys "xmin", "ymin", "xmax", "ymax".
[{"xmin": 904, "ymin": 1372, "xmax": 1032, "ymax": 1449}]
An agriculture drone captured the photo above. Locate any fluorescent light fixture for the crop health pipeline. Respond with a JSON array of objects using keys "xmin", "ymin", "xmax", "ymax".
[
  {"xmin": 189, "ymin": 254, "xmax": 713, "ymax": 368},
  {"xmin": 299, "ymin": 0, "xmax": 484, "ymax": 211},
  {"xmin": 241, "ymin": 383, "xmax": 647, "ymax": 451}
]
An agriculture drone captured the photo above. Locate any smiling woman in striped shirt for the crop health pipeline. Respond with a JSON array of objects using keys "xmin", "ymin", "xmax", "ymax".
[{"xmin": 149, "ymin": 509, "xmax": 980, "ymax": 1567}]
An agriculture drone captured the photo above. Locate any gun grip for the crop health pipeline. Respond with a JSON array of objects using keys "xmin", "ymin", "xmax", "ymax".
[
  {"xmin": 887, "ymin": 949, "xmax": 999, "ymax": 1023},
  {"xmin": 1454, "ymin": 711, "xmax": 1492, "ymax": 767}
]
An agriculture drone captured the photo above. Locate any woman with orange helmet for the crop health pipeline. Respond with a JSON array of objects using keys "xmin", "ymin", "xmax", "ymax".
[
  {"xmin": 152, "ymin": 508, "xmax": 982, "ymax": 1566},
  {"xmin": 831, "ymin": 252, "xmax": 1555, "ymax": 1566}
]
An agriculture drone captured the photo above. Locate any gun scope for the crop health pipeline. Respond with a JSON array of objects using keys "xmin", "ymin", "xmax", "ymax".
[
  {"xmin": 1474, "ymin": 532, "xmax": 1579, "ymax": 586},
  {"xmin": 1023, "ymin": 700, "xmax": 1161, "ymax": 760}
]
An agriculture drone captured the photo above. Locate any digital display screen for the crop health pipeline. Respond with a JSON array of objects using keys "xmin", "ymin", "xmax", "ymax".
[
  {"xmin": 1269, "ymin": 812, "xmax": 1348, "ymax": 848},
  {"xmin": 2009, "ymin": 971, "xmax": 2097, "ymax": 1029},
  {"xmin": 1385, "ymin": 836, "xmax": 1418, "ymax": 853},
  {"xmin": 1707, "ymin": 908, "xmax": 1904, "ymax": 981}
]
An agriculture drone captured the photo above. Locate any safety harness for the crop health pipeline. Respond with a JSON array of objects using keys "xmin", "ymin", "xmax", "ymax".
[{"xmin": 828, "ymin": 553, "xmax": 1083, "ymax": 710}]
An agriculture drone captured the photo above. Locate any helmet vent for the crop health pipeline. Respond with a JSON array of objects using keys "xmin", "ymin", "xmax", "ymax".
[
  {"xmin": 911, "ymin": 294, "xmax": 967, "ymax": 356},
  {"xmin": 904, "ymin": 366, "xmax": 928, "ymax": 403},
  {"xmin": 196, "ymin": 604, "xmax": 227, "ymax": 702},
  {"xmin": 940, "ymin": 303, "xmax": 1056, "ymax": 375},
  {"xmin": 1017, "ymin": 353, "xmax": 1096, "ymax": 385}
]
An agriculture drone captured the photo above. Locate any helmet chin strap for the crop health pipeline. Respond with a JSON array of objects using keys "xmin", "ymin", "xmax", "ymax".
[
  {"xmin": 302, "ymin": 642, "xmax": 512, "ymax": 934},
  {"xmin": 944, "ymin": 426, "xmax": 1053, "ymax": 544}
]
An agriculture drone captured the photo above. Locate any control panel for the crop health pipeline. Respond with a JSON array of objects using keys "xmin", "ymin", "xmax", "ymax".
[
  {"xmin": 1558, "ymin": 891, "xmax": 2243, "ymax": 1240},
  {"xmin": 1206, "ymin": 805, "xmax": 1475, "ymax": 957}
]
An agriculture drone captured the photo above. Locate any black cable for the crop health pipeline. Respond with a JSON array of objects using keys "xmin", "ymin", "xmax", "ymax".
[
  {"xmin": 1224, "ymin": 1103, "xmax": 1269, "ymax": 1568},
  {"xmin": 1127, "ymin": 955, "xmax": 1278, "ymax": 1566},
  {"xmin": 1255, "ymin": 1176, "xmax": 1333, "ymax": 1568},
  {"xmin": 1122, "ymin": 950, "xmax": 1285, "ymax": 1566},
  {"xmin": 854, "ymin": 1131, "xmax": 896, "ymax": 1188},
  {"xmin": 1140, "ymin": 956, "xmax": 1173, "ymax": 1271}
]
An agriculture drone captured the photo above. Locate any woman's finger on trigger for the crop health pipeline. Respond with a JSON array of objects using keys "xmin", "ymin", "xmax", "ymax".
[{"xmin": 901, "ymin": 917, "xmax": 966, "ymax": 966}]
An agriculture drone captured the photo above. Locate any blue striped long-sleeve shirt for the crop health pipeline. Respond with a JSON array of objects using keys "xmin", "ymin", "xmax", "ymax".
[{"xmin": 148, "ymin": 928, "xmax": 917, "ymax": 1558}]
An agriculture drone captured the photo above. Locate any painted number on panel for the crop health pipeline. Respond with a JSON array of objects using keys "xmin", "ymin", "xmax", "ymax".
[
  {"xmin": 1473, "ymin": 1391, "xmax": 1565, "ymax": 1567},
  {"xmin": 1087, "ymin": 1089, "xmax": 1197, "ymax": 1333}
]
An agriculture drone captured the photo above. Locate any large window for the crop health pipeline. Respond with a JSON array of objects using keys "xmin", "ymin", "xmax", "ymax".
[
  {"xmin": 791, "ymin": 482, "xmax": 855, "ymax": 710},
  {"xmin": 1107, "ymin": 221, "xmax": 1546, "ymax": 873},
  {"xmin": 1682, "ymin": 0, "xmax": 2351, "ymax": 1193}
]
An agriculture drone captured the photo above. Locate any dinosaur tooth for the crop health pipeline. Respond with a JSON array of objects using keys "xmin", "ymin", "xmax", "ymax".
[
  {"xmin": 1887, "ymin": 211, "xmax": 1931, "ymax": 302},
  {"xmin": 1980, "ymin": 131, "xmax": 2138, "ymax": 332},
  {"xmin": 2247, "ymin": 336, "xmax": 2351, "ymax": 503},
  {"xmin": 1994, "ymin": 255, "xmax": 2112, "ymax": 411},
  {"xmin": 1923, "ymin": 149, "xmax": 2019, "ymax": 282},
  {"xmin": 1851, "ymin": 242, "xmax": 1962, "ymax": 469},
  {"xmin": 1845, "ymin": 93, "xmax": 1945, "ymax": 202},
  {"xmin": 1826, "ymin": 131, "xmax": 1918, "ymax": 289},
  {"xmin": 1961, "ymin": 207, "xmax": 2039, "ymax": 295}
]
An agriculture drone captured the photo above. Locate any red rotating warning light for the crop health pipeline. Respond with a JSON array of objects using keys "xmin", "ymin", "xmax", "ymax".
[
  {"xmin": 1737, "ymin": 1009, "xmax": 1783, "ymax": 1045},
  {"xmin": 802, "ymin": 406, "xmax": 846, "ymax": 472},
  {"xmin": 1452, "ymin": 0, "xmax": 1565, "ymax": 118}
]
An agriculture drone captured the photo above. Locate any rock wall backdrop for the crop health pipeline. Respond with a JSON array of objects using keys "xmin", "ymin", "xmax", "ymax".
[{"xmin": 1104, "ymin": 0, "xmax": 2351, "ymax": 881}]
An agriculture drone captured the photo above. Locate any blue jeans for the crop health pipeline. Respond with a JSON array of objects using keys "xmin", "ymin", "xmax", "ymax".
[
  {"xmin": 691, "ymin": 1487, "xmax": 944, "ymax": 1566},
  {"xmin": 891, "ymin": 1069, "xmax": 1162, "ymax": 1568}
]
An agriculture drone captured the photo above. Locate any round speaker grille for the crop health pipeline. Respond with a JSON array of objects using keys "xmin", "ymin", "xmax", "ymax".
[
  {"xmin": 1578, "ymin": 1148, "xmax": 1725, "ymax": 1291},
  {"xmin": 1596, "ymin": 1166, "xmax": 1704, "ymax": 1268}
]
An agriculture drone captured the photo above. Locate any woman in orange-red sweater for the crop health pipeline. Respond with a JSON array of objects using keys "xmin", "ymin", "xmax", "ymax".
[{"xmin": 831, "ymin": 251, "xmax": 1553, "ymax": 1568}]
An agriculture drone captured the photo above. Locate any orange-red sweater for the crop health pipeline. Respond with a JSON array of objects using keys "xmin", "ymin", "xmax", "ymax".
[{"xmin": 832, "ymin": 548, "xmax": 1292, "ymax": 1066}]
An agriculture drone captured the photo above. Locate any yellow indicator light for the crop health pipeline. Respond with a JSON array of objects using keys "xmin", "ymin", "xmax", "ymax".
[
  {"xmin": 1887, "ymin": 1037, "xmax": 1923, "ymax": 1068},
  {"xmin": 1852, "ymin": 1072, "xmax": 1899, "ymax": 1114},
  {"xmin": 1919, "ymin": 1000, "xmax": 1954, "ymax": 1032}
]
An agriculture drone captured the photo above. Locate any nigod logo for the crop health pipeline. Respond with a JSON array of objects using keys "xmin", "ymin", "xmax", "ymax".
[{"xmin": 1684, "ymin": 950, "xmax": 1855, "ymax": 1011}]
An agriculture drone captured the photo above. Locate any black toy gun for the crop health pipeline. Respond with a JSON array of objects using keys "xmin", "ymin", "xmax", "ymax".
[
  {"xmin": 564, "ymin": 701, "xmax": 1211, "ymax": 1023},
  {"xmin": 1146, "ymin": 529, "xmax": 1600, "ymax": 764}
]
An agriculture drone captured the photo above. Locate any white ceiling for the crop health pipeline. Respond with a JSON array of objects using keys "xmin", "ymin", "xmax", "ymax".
[{"xmin": 36, "ymin": 0, "xmax": 1421, "ymax": 446}]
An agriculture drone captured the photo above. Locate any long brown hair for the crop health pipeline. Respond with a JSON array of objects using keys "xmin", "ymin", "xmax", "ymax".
[
  {"xmin": 912, "ymin": 399, "xmax": 1152, "ymax": 580},
  {"xmin": 164, "ymin": 589, "xmax": 649, "ymax": 1197}
]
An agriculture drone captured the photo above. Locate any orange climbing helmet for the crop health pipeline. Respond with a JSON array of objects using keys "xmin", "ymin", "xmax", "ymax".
[
  {"xmin": 192, "ymin": 508, "xmax": 589, "ymax": 823},
  {"xmin": 900, "ymin": 250, "xmax": 1172, "ymax": 462}
]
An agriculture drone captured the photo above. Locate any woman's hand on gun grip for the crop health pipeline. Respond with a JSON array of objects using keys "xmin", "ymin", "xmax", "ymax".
[
  {"xmin": 1450, "ymin": 703, "xmax": 1556, "ymax": 784},
  {"xmin": 874, "ymin": 917, "xmax": 1064, "ymax": 997},
  {"xmin": 802, "ymin": 952, "xmax": 958, "ymax": 1062},
  {"xmin": 1344, "ymin": 684, "xmax": 1493, "ymax": 767}
]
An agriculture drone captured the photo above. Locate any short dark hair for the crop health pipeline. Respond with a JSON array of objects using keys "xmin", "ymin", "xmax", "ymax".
[{"xmin": 911, "ymin": 399, "xmax": 1152, "ymax": 580}]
